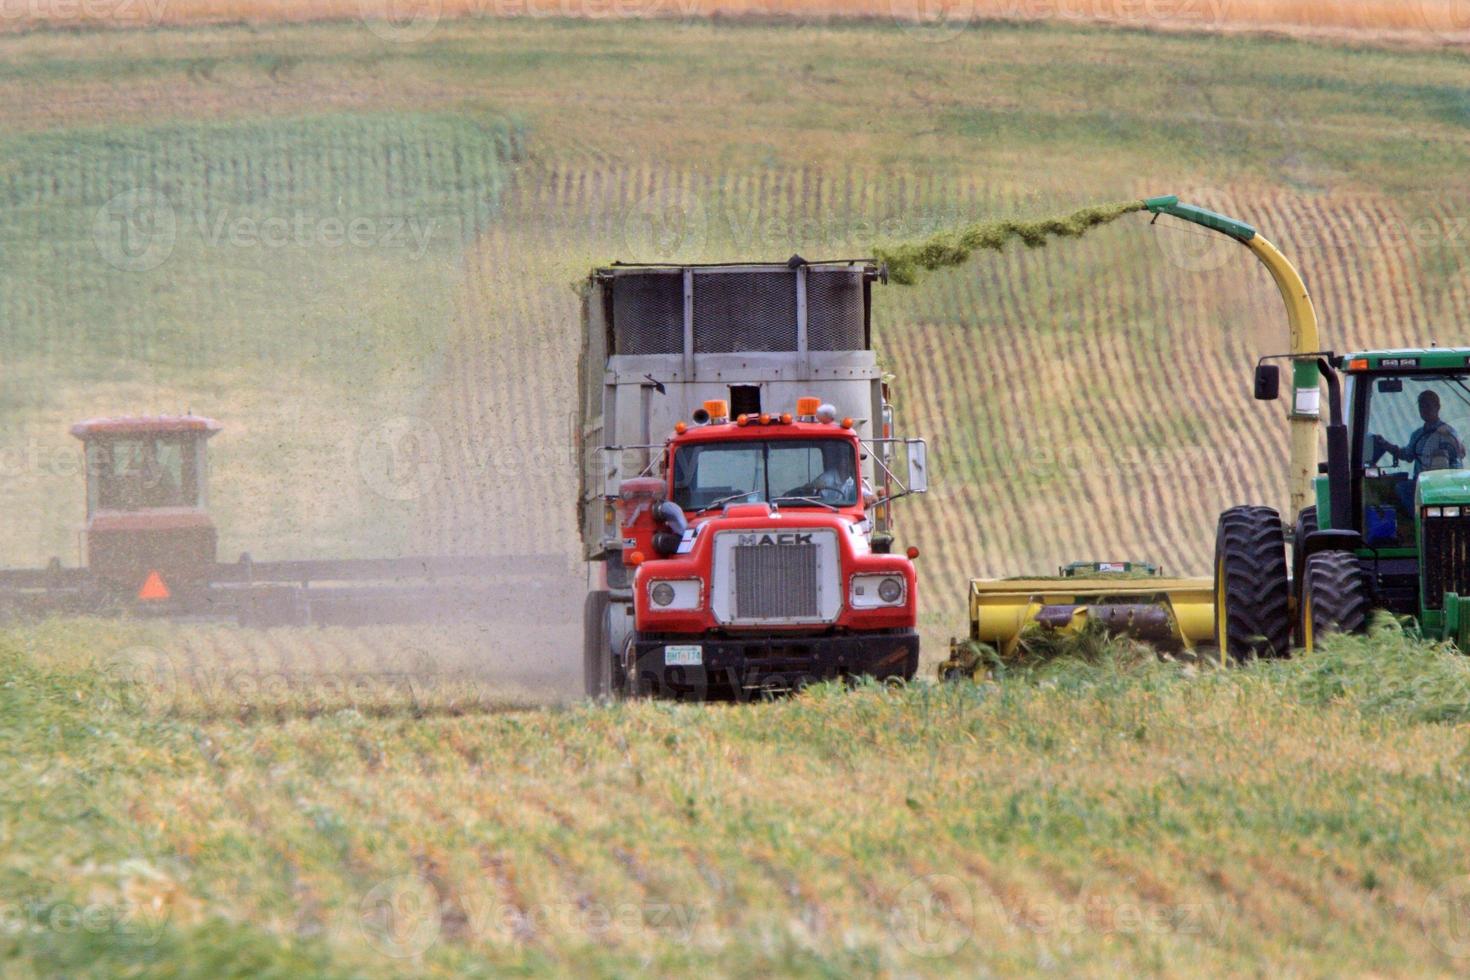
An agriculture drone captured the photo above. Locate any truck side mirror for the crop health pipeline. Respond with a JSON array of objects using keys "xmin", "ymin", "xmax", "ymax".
[
  {"xmin": 906, "ymin": 441, "xmax": 929, "ymax": 494},
  {"xmin": 1254, "ymin": 364, "xmax": 1281, "ymax": 401}
]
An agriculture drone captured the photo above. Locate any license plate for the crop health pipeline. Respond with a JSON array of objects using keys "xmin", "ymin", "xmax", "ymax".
[{"xmin": 664, "ymin": 645, "xmax": 702, "ymax": 667}]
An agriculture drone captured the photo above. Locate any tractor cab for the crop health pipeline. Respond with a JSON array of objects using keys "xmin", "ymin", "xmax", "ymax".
[
  {"xmin": 1345, "ymin": 355, "xmax": 1470, "ymax": 550},
  {"xmin": 70, "ymin": 415, "xmax": 221, "ymax": 601},
  {"xmin": 1253, "ymin": 348, "xmax": 1470, "ymax": 644}
]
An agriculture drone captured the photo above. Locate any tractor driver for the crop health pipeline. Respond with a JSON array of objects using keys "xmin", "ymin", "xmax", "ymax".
[
  {"xmin": 788, "ymin": 443, "xmax": 858, "ymax": 505},
  {"xmin": 121, "ymin": 437, "xmax": 181, "ymax": 508},
  {"xmin": 1374, "ymin": 390, "xmax": 1465, "ymax": 478}
]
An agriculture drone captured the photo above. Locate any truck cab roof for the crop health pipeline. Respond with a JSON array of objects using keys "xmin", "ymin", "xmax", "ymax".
[{"xmin": 670, "ymin": 417, "xmax": 860, "ymax": 447}]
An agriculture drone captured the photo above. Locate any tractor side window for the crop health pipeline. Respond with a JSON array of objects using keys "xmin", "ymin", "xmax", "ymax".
[
  {"xmin": 1360, "ymin": 374, "xmax": 1470, "ymax": 546},
  {"xmin": 92, "ymin": 436, "xmax": 199, "ymax": 511}
]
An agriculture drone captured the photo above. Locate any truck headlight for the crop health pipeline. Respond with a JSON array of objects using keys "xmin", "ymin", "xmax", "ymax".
[
  {"xmin": 647, "ymin": 579, "xmax": 701, "ymax": 610},
  {"xmin": 851, "ymin": 574, "xmax": 906, "ymax": 609}
]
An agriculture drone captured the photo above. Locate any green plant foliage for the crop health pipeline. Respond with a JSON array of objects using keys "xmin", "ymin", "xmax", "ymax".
[{"xmin": 875, "ymin": 201, "xmax": 1145, "ymax": 285}]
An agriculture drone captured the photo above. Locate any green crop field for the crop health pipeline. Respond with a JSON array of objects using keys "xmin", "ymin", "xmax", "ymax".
[
  {"xmin": 10, "ymin": 618, "xmax": 1470, "ymax": 975},
  {"xmin": 3, "ymin": 13, "xmax": 1470, "ymax": 976}
]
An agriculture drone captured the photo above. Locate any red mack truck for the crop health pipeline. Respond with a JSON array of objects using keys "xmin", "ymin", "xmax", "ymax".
[{"xmin": 577, "ymin": 259, "xmax": 929, "ymax": 699}]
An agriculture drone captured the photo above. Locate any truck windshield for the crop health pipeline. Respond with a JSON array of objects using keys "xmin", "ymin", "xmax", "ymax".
[
  {"xmin": 1359, "ymin": 372, "xmax": 1470, "ymax": 546},
  {"xmin": 672, "ymin": 439, "xmax": 858, "ymax": 510}
]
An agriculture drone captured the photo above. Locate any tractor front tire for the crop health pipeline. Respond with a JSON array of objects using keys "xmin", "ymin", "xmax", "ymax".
[
  {"xmin": 583, "ymin": 590, "xmax": 614, "ymax": 699},
  {"xmin": 1299, "ymin": 552, "xmax": 1368, "ymax": 651},
  {"xmin": 1214, "ymin": 505, "xmax": 1292, "ymax": 660}
]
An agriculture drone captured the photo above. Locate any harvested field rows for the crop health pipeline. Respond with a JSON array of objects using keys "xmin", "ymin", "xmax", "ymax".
[
  {"xmin": 8, "ymin": 0, "xmax": 1470, "ymax": 47},
  {"xmin": 412, "ymin": 164, "xmax": 1470, "ymax": 628}
]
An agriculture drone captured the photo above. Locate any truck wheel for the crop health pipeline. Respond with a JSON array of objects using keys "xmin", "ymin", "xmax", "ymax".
[
  {"xmin": 583, "ymin": 590, "xmax": 613, "ymax": 699},
  {"xmin": 1299, "ymin": 552, "xmax": 1368, "ymax": 652},
  {"xmin": 1213, "ymin": 505, "xmax": 1291, "ymax": 660}
]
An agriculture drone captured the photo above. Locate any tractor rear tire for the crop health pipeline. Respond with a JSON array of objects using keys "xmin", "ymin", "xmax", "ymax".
[
  {"xmin": 1213, "ymin": 505, "xmax": 1292, "ymax": 660},
  {"xmin": 583, "ymin": 590, "xmax": 614, "ymax": 699},
  {"xmin": 1299, "ymin": 552, "xmax": 1369, "ymax": 651}
]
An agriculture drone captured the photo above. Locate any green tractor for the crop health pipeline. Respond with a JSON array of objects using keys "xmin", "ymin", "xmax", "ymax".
[
  {"xmin": 1132, "ymin": 197, "xmax": 1470, "ymax": 656},
  {"xmin": 1217, "ymin": 348, "xmax": 1470, "ymax": 655}
]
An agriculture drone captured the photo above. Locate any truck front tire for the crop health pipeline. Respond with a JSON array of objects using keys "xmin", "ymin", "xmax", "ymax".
[{"xmin": 582, "ymin": 590, "xmax": 614, "ymax": 699}]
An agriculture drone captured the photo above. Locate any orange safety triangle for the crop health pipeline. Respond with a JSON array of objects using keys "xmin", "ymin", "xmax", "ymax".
[{"xmin": 138, "ymin": 570, "xmax": 171, "ymax": 601}]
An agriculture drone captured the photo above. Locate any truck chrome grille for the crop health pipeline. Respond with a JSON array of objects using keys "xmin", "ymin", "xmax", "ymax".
[
  {"xmin": 1423, "ymin": 515, "xmax": 1470, "ymax": 610},
  {"xmin": 734, "ymin": 543, "xmax": 818, "ymax": 620}
]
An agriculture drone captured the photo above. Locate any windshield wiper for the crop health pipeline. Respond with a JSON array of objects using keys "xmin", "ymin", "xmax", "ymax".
[
  {"xmin": 771, "ymin": 495, "xmax": 839, "ymax": 512},
  {"xmin": 695, "ymin": 491, "xmax": 759, "ymax": 515}
]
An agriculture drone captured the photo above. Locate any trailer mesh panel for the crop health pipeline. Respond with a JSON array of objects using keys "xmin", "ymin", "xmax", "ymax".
[
  {"xmin": 733, "ymin": 543, "xmax": 818, "ymax": 620},
  {"xmin": 694, "ymin": 271, "xmax": 798, "ymax": 353},
  {"xmin": 1422, "ymin": 514, "xmax": 1470, "ymax": 610},
  {"xmin": 605, "ymin": 266, "xmax": 871, "ymax": 357},
  {"xmin": 806, "ymin": 269, "xmax": 865, "ymax": 351},
  {"xmin": 611, "ymin": 271, "xmax": 683, "ymax": 355}
]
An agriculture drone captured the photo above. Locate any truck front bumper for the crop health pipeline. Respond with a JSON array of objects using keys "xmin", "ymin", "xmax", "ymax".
[{"xmin": 629, "ymin": 629, "xmax": 920, "ymax": 699}]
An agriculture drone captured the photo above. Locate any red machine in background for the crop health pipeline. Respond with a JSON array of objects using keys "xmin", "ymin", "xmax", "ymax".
[{"xmin": 0, "ymin": 415, "xmax": 568, "ymax": 626}]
